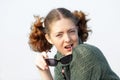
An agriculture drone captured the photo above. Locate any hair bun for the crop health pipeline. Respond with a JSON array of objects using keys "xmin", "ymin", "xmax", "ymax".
[
  {"xmin": 73, "ymin": 11, "xmax": 86, "ymax": 24},
  {"xmin": 34, "ymin": 15, "xmax": 44, "ymax": 28}
]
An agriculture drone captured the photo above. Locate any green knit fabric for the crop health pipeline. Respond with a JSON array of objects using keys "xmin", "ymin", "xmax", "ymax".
[{"xmin": 54, "ymin": 44, "xmax": 120, "ymax": 80}]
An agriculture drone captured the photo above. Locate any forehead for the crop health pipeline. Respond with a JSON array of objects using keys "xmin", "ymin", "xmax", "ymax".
[{"xmin": 50, "ymin": 18, "xmax": 76, "ymax": 33}]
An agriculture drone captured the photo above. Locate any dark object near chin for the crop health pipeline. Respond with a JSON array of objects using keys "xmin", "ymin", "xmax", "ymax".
[{"xmin": 45, "ymin": 54, "xmax": 72, "ymax": 66}]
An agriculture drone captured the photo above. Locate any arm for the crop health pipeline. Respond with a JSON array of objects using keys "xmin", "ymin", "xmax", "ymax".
[
  {"xmin": 35, "ymin": 52, "xmax": 53, "ymax": 80},
  {"xmin": 71, "ymin": 44, "xmax": 120, "ymax": 80},
  {"xmin": 70, "ymin": 44, "xmax": 103, "ymax": 80},
  {"xmin": 36, "ymin": 66, "xmax": 53, "ymax": 80}
]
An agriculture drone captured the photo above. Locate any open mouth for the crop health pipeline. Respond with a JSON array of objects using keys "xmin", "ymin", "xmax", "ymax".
[{"xmin": 64, "ymin": 44, "xmax": 73, "ymax": 50}]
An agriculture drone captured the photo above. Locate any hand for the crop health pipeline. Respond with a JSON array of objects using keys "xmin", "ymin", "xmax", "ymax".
[
  {"xmin": 35, "ymin": 52, "xmax": 53, "ymax": 80},
  {"xmin": 35, "ymin": 52, "xmax": 48, "ymax": 70}
]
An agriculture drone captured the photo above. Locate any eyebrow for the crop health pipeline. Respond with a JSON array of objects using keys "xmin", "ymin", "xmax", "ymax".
[
  {"xmin": 54, "ymin": 27, "xmax": 76, "ymax": 34},
  {"xmin": 68, "ymin": 28, "xmax": 76, "ymax": 31},
  {"xmin": 53, "ymin": 30, "xmax": 63, "ymax": 35}
]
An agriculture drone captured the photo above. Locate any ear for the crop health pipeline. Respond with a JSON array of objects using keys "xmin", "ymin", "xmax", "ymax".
[{"xmin": 45, "ymin": 34, "xmax": 53, "ymax": 44}]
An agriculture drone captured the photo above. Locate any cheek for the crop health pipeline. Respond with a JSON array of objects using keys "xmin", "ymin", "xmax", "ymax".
[
  {"xmin": 52, "ymin": 39, "xmax": 63, "ymax": 49},
  {"xmin": 73, "ymin": 34, "xmax": 79, "ymax": 46},
  {"xmin": 54, "ymin": 43, "xmax": 63, "ymax": 53},
  {"xmin": 73, "ymin": 34, "xmax": 79, "ymax": 41},
  {"xmin": 51, "ymin": 38, "xmax": 63, "ymax": 47}
]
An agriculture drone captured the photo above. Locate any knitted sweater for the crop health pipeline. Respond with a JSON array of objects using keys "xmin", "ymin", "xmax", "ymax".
[{"xmin": 54, "ymin": 44, "xmax": 120, "ymax": 80}]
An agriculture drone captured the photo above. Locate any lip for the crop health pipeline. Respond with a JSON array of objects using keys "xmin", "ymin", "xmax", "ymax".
[{"xmin": 64, "ymin": 44, "xmax": 73, "ymax": 51}]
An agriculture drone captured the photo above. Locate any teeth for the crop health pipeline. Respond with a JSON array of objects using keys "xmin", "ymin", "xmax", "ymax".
[{"xmin": 65, "ymin": 45, "xmax": 72, "ymax": 48}]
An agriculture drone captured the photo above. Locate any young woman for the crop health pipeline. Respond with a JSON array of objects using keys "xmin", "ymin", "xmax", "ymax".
[{"xmin": 29, "ymin": 8, "xmax": 119, "ymax": 80}]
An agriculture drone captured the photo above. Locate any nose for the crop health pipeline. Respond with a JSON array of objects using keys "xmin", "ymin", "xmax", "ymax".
[{"xmin": 64, "ymin": 34, "xmax": 71, "ymax": 43}]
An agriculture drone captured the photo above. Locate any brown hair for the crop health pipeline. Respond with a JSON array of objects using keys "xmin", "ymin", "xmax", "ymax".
[{"xmin": 28, "ymin": 8, "xmax": 91, "ymax": 52}]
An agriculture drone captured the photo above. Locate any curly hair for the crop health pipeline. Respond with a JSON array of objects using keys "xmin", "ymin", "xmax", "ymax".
[{"xmin": 28, "ymin": 8, "xmax": 91, "ymax": 52}]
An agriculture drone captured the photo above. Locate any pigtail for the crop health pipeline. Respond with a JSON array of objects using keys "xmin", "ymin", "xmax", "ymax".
[
  {"xmin": 73, "ymin": 11, "xmax": 91, "ymax": 42},
  {"xmin": 29, "ymin": 16, "xmax": 52, "ymax": 52}
]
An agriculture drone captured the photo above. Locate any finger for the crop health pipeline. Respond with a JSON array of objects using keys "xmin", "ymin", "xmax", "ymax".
[
  {"xmin": 35, "ymin": 59, "xmax": 47, "ymax": 70},
  {"xmin": 41, "ymin": 52, "xmax": 48, "ymax": 58},
  {"xmin": 35, "ymin": 53, "xmax": 48, "ymax": 70}
]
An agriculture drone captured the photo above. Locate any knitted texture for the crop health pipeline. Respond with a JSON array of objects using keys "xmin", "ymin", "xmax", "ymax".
[{"xmin": 54, "ymin": 44, "xmax": 120, "ymax": 80}]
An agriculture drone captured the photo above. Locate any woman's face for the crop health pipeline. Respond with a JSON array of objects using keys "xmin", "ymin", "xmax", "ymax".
[{"xmin": 46, "ymin": 18, "xmax": 79, "ymax": 55}]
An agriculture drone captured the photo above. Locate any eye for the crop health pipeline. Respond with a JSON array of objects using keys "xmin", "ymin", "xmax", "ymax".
[
  {"xmin": 56, "ymin": 34, "xmax": 62, "ymax": 37},
  {"xmin": 71, "ymin": 30, "xmax": 75, "ymax": 32},
  {"xmin": 70, "ymin": 30, "xmax": 76, "ymax": 33}
]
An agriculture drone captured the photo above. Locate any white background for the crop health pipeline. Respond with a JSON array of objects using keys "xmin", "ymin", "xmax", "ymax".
[{"xmin": 0, "ymin": 0, "xmax": 120, "ymax": 80}]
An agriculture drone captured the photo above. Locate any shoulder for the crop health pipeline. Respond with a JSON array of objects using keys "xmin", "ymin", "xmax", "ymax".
[
  {"xmin": 76, "ymin": 43, "xmax": 100, "ymax": 50},
  {"xmin": 72, "ymin": 43, "xmax": 107, "ymax": 63},
  {"xmin": 73, "ymin": 43, "xmax": 102, "ymax": 55}
]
